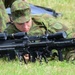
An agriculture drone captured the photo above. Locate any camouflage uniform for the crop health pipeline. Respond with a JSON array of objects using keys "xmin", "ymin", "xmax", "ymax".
[
  {"xmin": 4, "ymin": 1, "xmax": 68, "ymax": 61},
  {"xmin": 5, "ymin": 1, "xmax": 68, "ymax": 35},
  {"xmin": 0, "ymin": 11, "xmax": 6, "ymax": 32},
  {"xmin": 0, "ymin": 0, "xmax": 16, "ymax": 32},
  {"xmin": 0, "ymin": 0, "xmax": 17, "ymax": 59},
  {"xmin": 5, "ymin": 14, "xmax": 68, "ymax": 35},
  {"xmin": 5, "ymin": 0, "xmax": 75, "ymax": 62}
]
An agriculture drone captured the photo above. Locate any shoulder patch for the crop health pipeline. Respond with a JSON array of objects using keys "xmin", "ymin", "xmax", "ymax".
[{"xmin": 52, "ymin": 22, "xmax": 63, "ymax": 29}]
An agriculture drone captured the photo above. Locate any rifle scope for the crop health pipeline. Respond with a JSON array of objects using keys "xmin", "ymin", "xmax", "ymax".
[
  {"xmin": 0, "ymin": 32, "xmax": 26, "ymax": 40},
  {"xmin": 47, "ymin": 31, "xmax": 67, "ymax": 40},
  {"xmin": 7, "ymin": 32, "xmax": 26, "ymax": 39},
  {"xmin": 0, "ymin": 33, "xmax": 7, "ymax": 40}
]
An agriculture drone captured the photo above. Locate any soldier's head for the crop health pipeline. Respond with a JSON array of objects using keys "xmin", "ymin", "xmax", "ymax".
[{"xmin": 11, "ymin": 0, "xmax": 32, "ymax": 32}]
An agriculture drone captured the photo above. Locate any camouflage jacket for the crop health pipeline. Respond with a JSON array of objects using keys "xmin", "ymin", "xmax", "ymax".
[
  {"xmin": 5, "ymin": 14, "xmax": 68, "ymax": 36},
  {"xmin": 0, "ymin": 0, "xmax": 17, "ymax": 19},
  {"xmin": 0, "ymin": 0, "xmax": 16, "ymax": 32},
  {"xmin": 0, "ymin": 0, "xmax": 9, "ymax": 24},
  {"xmin": 0, "ymin": 11, "xmax": 6, "ymax": 32}
]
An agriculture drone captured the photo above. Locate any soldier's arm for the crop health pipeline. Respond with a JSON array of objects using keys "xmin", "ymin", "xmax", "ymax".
[{"xmin": 41, "ymin": 14, "xmax": 68, "ymax": 33}]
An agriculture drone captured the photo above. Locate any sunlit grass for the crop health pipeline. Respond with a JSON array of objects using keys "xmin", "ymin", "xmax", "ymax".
[
  {"xmin": 0, "ymin": 0, "xmax": 75, "ymax": 75},
  {"xmin": 0, "ymin": 59, "xmax": 75, "ymax": 75}
]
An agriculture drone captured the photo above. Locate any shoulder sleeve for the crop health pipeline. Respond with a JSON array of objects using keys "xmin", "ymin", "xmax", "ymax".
[
  {"xmin": 39, "ymin": 14, "xmax": 68, "ymax": 33},
  {"xmin": 4, "ymin": 24, "xmax": 13, "ymax": 34},
  {"xmin": 0, "ymin": 0, "xmax": 10, "ymax": 23},
  {"xmin": 0, "ymin": 11, "xmax": 6, "ymax": 32},
  {"xmin": 32, "ymin": 14, "xmax": 68, "ymax": 33},
  {"xmin": 4, "ymin": 23, "xmax": 19, "ymax": 34}
]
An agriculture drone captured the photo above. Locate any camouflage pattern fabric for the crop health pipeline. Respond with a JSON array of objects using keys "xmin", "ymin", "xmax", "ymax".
[
  {"xmin": 5, "ymin": 14, "xmax": 68, "ymax": 36},
  {"xmin": 0, "ymin": 0, "xmax": 19, "ymax": 32},
  {"xmin": 0, "ymin": 0, "xmax": 20, "ymax": 32},
  {"xmin": 5, "ymin": 0, "xmax": 75, "ymax": 62},
  {"xmin": 0, "ymin": 0, "xmax": 14, "ymax": 32},
  {"xmin": 5, "ymin": 0, "xmax": 68, "ymax": 35},
  {"xmin": 0, "ymin": 0, "xmax": 10, "ymax": 23},
  {"xmin": 4, "ymin": 0, "xmax": 67, "ymax": 35},
  {"xmin": 0, "ymin": 11, "xmax": 6, "ymax": 32},
  {"xmin": 4, "ymin": 14, "xmax": 75, "ymax": 62},
  {"xmin": 11, "ymin": 0, "xmax": 31, "ymax": 23},
  {"xmin": 5, "ymin": 0, "xmax": 74, "ymax": 37}
]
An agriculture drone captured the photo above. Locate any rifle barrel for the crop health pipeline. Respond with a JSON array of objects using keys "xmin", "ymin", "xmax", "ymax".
[{"xmin": 0, "ymin": 38, "xmax": 75, "ymax": 51}]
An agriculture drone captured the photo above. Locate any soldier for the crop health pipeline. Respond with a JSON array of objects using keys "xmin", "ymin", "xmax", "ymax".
[{"xmin": 4, "ymin": 0, "xmax": 68, "ymax": 63}]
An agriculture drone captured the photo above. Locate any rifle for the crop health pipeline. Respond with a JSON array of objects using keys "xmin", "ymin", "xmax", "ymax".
[{"xmin": 0, "ymin": 31, "xmax": 75, "ymax": 64}]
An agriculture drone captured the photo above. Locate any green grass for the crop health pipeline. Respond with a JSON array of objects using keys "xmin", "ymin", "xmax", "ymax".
[
  {"xmin": 0, "ymin": 59, "xmax": 75, "ymax": 75},
  {"xmin": 0, "ymin": 0, "xmax": 75, "ymax": 75}
]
